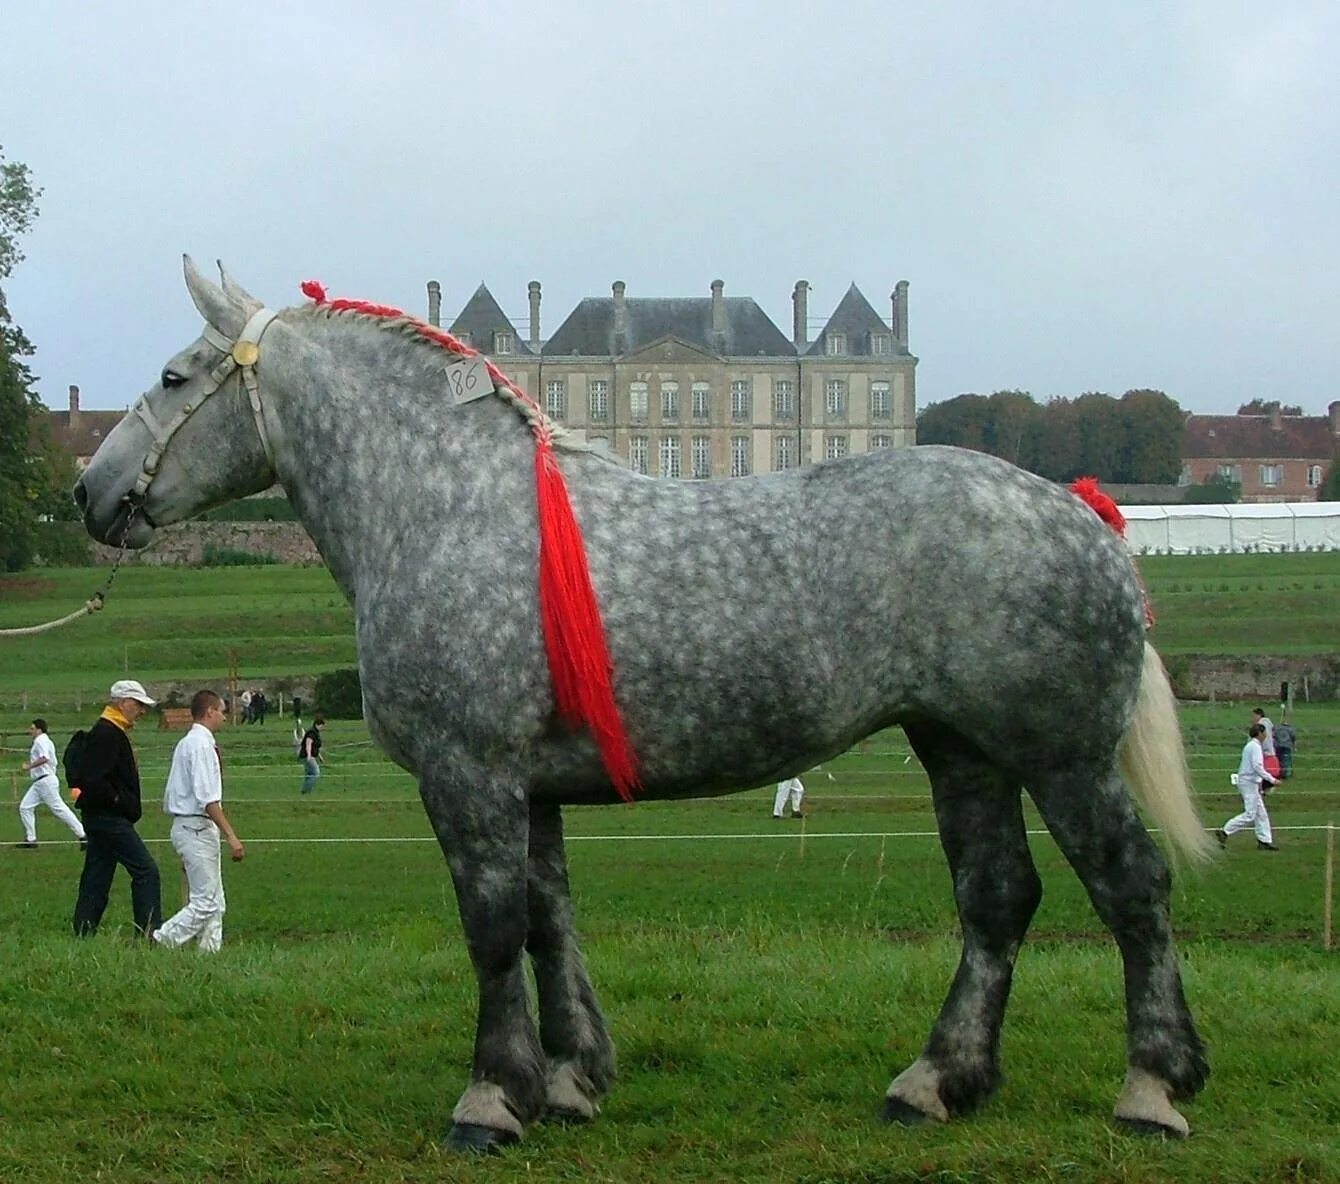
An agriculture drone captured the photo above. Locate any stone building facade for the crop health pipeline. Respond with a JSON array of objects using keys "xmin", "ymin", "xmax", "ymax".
[{"xmin": 432, "ymin": 277, "xmax": 918, "ymax": 478}]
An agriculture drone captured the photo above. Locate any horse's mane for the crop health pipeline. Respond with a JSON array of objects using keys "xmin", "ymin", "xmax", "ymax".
[{"xmin": 291, "ymin": 291, "xmax": 620, "ymax": 465}]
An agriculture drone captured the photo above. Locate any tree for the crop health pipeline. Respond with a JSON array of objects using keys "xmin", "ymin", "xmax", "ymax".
[
  {"xmin": 1183, "ymin": 472, "xmax": 1239, "ymax": 504},
  {"xmin": 1320, "ymin": 458, "xmax": 1340, "ymax": 502},
  {"xmin": 0, "ymin": 144, "xmax": 44, "ymax": 571},
  {"xmin": 1237, "ymin": 399, "xmax": 1303, "ymax": 416},
  {"xmin": 1119, "ymin": 389, "xmax": 1184, "ymax": 484}
]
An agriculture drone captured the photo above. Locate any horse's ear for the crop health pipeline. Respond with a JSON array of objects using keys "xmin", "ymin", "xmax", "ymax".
[
  {"xmin": 183, "ymin": 254, "xmax": 246, "ymax": 337},
  {"xmin": 217, "ymin": 261, "xmax": 263, "ymax": 315}
]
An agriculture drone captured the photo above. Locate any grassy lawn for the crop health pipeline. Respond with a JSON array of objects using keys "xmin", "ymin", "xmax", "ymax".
[{"xmin": 2, "ymin": 557, "xmax": 1339, "ymax": 1180}]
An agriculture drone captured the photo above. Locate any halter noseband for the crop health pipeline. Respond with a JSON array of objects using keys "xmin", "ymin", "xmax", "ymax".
[{"xmin": 127, "ymin": 306, "xmax": 279, "ymax": 504}]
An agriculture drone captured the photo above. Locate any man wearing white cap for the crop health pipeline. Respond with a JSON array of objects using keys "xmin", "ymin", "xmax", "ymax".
[{"xmin": 70, "ymin": 680, "xmax": 163, "ymax": 939}]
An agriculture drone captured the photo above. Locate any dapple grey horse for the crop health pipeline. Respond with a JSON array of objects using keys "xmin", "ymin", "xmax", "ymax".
[{"xmin": 76, "ymin": 260, "xmax": 1215, "ymax": 1151}]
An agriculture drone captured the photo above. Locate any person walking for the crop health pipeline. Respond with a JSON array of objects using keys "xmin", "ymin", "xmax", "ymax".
[
  {"xmin": 71, "ymin": 680, "xmax": 163, "ymax": 938},
  {"xmin": 300, "ymin": 716, "xmax": 326, "ymax": 794},
  {"xmin": 240, "ymin": 688, "xmax": 253, "ymax": 725},
  {"xmin": 1216, "ymin": 723, "xmax": 1279, "ymax": 852},
  {"xmin": 16, "ymin": 718, "xmax": 86, "ymax": 849},
  {"xmin": 773, "ymin": 775, "xmax": 806, "ymax": 819},
  {"xmin": 1274, "ymin": 718, "xmax": 1296, "ymax": 780},
  {"xmin": 152, "ymin": 690, "xmax": 245, "ymax": 953},
  {"xmin": 1252, "ymin": 707, "xmax": 1281, "ymax": 781}
]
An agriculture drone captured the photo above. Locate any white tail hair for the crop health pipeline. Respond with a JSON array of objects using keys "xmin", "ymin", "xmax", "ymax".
[{"xmin": 1119, "ymin": 643, "xmax": 1217, "ymax": 864}]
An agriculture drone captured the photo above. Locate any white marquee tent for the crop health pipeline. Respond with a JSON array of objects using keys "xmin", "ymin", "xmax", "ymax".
[{"xmin": 1122, "ymin": 502, "xmax": 1340, "ymax": 554}]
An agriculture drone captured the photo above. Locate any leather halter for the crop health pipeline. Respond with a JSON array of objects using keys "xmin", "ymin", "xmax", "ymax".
[{"xmin": 127, "ymin": 306, "xmax": 279, "ymax": 504}]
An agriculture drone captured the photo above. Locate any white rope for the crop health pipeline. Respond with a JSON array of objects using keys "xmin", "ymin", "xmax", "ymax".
[{"xmin": 0, "ymin": 599, "xmax": 104, "ymax": 638}]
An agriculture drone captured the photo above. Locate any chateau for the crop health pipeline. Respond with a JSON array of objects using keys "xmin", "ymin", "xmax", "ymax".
[{"xmin": 430, "ymin": 278, "xmax": 918, "ymax": 478}]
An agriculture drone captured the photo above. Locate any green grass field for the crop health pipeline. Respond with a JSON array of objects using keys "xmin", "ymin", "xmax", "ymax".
[{"xmin": 2, "ymin": 559, "xmax": 1339, "ymax": 1182}]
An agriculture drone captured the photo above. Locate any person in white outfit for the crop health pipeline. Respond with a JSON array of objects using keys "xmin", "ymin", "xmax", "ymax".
[
  {"xmin": 17, "ymin": 719, "xmax": 87, "ymax": 849},
  {"xmin": 151, "ymin": 690, "xmax": 245, "ymax": 952},
  {"xmin": 773, "ymin": 776, "xmax": 806, "ymax": 819},
  {"xmin": 1216, "ymin": 723, "xmax": 1279, "ymax": 851}
]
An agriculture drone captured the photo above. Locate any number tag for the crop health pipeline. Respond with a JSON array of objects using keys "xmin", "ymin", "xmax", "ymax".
[{"xmin": 444, "ymin": 356, "xmax": 495, "ymax": 404}]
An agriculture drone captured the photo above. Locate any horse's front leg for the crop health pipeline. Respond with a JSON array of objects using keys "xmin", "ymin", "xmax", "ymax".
[
  {"xmin": 422, "ymin": 770, "xmax": 545, "ymax": 1152},
  {"xmin": 526, "ymin": 801, "xmax": 616, "ymax": 1122}
]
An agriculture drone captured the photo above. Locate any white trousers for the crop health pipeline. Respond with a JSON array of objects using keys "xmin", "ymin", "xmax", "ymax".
[
  {"xmin": 156, "ymin": 817, "xmax": 226, "ymax": 953},
  {"xmin": 773, "ymin": 777, "xmax": 805, "ymax": 817},
  {"xmin": 1224, "ymin": 781, "xmax": 1273, "ymax": 844},
  {"xmin": 19, "ymin": 775, "xmax": 85, "ymax": 843}
]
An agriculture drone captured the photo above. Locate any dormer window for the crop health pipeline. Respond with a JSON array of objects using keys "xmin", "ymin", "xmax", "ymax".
[
  {"xmin": 493, "ymin": 330, "xmax": 513, "ymax": 355},
  {"xmin": 826, "ymin": 332, "xmax": 847, "ymax": 356},
  {"xmin": 871, "ymin": 333, "xmax": 891, "ymax": 356}
]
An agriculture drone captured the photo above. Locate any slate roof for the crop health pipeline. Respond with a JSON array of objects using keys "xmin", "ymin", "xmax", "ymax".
[
  {"xmin": 542, "ymin": 296, "xmax": 795, "ymax": 358},
  {"xmin": 1183, "ymin": 413, "xmax": 1338, "ymax": 459},
  {"xmin": 807, "ymin": 283, "xmax": 902, "ymax": 357},
  {"xmin": 447, "ymin": 284, "xmax": 533, "ymax": 356}
]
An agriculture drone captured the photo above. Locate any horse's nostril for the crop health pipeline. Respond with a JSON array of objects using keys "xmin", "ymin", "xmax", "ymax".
[{"xmin": 73, "ymin": 480, "xmax": 89, "ymax": 512}]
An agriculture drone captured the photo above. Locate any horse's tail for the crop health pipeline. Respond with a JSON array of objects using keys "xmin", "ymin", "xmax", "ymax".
[{"xmin": 1118, "ymin": 642, "xmax": 1217, "ymax": 864}]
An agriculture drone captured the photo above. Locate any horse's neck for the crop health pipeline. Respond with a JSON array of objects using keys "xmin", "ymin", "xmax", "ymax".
[{"xmin": 265, "ymin": 317, "xmax": 534, "ymax": 599}]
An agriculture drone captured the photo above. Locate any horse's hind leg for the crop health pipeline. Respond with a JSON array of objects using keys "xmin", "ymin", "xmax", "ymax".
[
  {"xmin": 526, "ymin": 801, "xmax": 616, "ymax": 1123},
  {"xmin": 884, "ymin": 722, "xmax": 1042, "ymax": 1125},
  {"xmin": 422, "ymin": 770, "xmax": 546, "ymax": 1152},
  {"xmin": 1028, "ymin": 765, "xmax": 1207, "ymax": 1138}
]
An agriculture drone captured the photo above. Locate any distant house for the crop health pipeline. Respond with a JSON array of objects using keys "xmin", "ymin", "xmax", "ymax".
[
  {"xmin": 39, "ymin": 385, "xmax": 125, "ymax": 472},
  {"xmin": 1180, "ymin": 404, "xmax": 1339, "ymax": 502},
  {"xmin": 430, "ymin": 277, "xmax": 918, "ymax": 479}
]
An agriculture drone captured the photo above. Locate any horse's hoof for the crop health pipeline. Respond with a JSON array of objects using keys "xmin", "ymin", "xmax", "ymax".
[
  {"xmin": 543, "ymin": 1105, "xmax": 594, "ymax": 1125},
  {"xmin": 446, "ymin": 1122, "xmax": 520, "ymax": 1154},
  {"xmin": 1115, "ymin": 1116, "xmax": 1188, "ymax": 1141},
  {"xmin": 881, "ymin": 1096, "xmax": 936, "ymax": 1126}
]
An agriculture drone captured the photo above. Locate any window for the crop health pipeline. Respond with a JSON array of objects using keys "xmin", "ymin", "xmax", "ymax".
[
  {"xmin": 661, "ymin": 382, "xmax": 679, "ymax": 421},
  {"xmin": 691, "ymin": 436, "xmax": 711, "ymax": 479},
  {"xmin": 825, "ymin": 434, "xmax": 848, "ymax": 461},
  {"xmin": 870, "ymin": 382, "xmax": 891, "ymax": 418},
  {"xmin": 731, "ymin": 436, "xmax": 750, "ymax": 477},
  {"xmin": 493, "ymin": 330, "xmax": 513, "ymax": 355},
  {"xmin": 871, "ymin": 333, "xmax": 891, "ymax": 356},
  {"xmin": 1260, "ymin": 464, "xmax": 1283, "ymax": 487},
  {"xmin": 660, "ymin": 436, "xmax": 682, "ymax": 478},
  {"xmin": 775, "ymin": 435, "xmax": 795, "ymax": 471},
  {"xmin": 629, "ymin": 382, "xmax": 648, "ymax": 420},
  {"xmin": 545, "ymin": 379, "xmax": 566, "ymax": 420},
  {"xmin": 629, "ymin": 436, "xmax": 649, "ymax": 475},
  {"xmin": 588, "ymin": 380, "xmax": 609, "ymax": 421},
  {"xmin": 825, "ymin": 379, "xmax": 847, "ymax": 416},
  {"xmin": 773, "ymin": 379, "xmax": 794, "ymax": 420},
  {"xmin": 1307, "ymin": 464, "xmax": 1323, "ymax": 488},
  {"xmin": 730, "ymin": 379, "xmax": 751, "ymax": 422},
  {"xmin": 691, "ymin": 382, "xmax": 711, "ymax": 420},
  {"xmin": 1216, "ymin": 463, "xmax": 1242, "ymax": 483},
  {"xmin": 871, "ymin": 434, "xmax": 892, "ymax": 450},
  {"xmin": 826, "ymin": 332, "xmax": 846, "ymax": 356}
]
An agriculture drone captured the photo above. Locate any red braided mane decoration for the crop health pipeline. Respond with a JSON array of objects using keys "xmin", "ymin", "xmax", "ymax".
[
  {"xmin": 1068, "ymin": 475, "xmax": 1155, "ymax": 628},
  {"xmin": 300, "ymin": 280, "xmax": 640, "ymax": 801}
]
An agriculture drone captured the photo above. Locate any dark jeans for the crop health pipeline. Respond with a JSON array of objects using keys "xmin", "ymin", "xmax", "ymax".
[
  {"xmin": 1278, "ymin": 747, "xmax": 1293, "ymax": 779},
  {"xmin": 72, "ymin": 812, "xmax": 162, "ymax": 938}
]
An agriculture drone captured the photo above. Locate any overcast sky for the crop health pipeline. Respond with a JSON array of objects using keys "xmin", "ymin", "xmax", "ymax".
[{"xmin": 4, "ymin": 0, "xmax": 1338, "ymax": 415}]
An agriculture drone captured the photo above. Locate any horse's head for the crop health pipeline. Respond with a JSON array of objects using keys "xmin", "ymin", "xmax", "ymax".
[{"xmin": 75, "ymin": 257, "xmax": 284, "ymax": 548}]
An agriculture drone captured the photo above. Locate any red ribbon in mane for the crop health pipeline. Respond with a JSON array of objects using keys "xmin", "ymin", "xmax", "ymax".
[
  {"xmin": 1069, "ymin": 476, "xmax": 1155, "ymax": 628},
  {"xmin": 300, "ymin": 280, "xmax": 640, "ymax": 800}
]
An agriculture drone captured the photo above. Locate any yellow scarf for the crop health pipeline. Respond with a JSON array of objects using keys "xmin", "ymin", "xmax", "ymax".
[{"xmin": 100, "ymin": 705, "xmax": 134, "ymax": 732}]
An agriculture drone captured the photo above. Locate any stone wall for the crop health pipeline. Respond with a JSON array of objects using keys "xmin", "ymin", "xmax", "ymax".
[
  {"xmin": 89, "ymin": 521, "xmax": 322, "ymax": 566},
  {"xmin": 1168, "ymin": 653, "xmax": 1340, "ymax": 702}
]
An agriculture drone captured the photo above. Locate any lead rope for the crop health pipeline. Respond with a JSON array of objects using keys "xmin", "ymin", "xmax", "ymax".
[{"xmin": 0, "ymin": 507, "xmax": 140, "ymax": 638}]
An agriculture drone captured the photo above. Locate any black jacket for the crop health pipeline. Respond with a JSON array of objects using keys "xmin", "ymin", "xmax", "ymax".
[{"xmin": 73, "ymin": 718, "xmax": 144, "ymax": 823}]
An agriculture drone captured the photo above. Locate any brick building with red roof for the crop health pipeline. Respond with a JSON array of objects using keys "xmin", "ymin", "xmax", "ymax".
[{"xmin": 1180, "ymin": 402, "xmax": 1339, "ymax": 502}]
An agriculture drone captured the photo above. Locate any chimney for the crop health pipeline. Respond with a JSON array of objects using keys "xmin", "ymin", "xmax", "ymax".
[
  {"xmin": 711, "ymin": 279, "xmax": 726, "ymax": 337},
  {"xmin": 1330, "ymin": 400, "xmax": 1340, "ymax": 437},
  {"xmin": 528, "ymin": 281, "xmax": 542, "ymax": 347},
  {"xmin": 68, "ymin": 385, "xmax": 81, "ymax": 429},
  {"xmin": 426, "ymin": 280, "xmax": 441, "ymax": 327},
  {"xmin": 792, "ymin": 280, "xmax": 809, "ymax": 348},
  {"xmin": 1271, "ymin": 405, "xmax": 1283, "ymax": 432},
  {"xmin": 893, "ymin": 280, "xmax": 910, "ymax": 349},
  {"xmin": 612, "ymin": 280, "xmax": 627, "ymax": 338}
]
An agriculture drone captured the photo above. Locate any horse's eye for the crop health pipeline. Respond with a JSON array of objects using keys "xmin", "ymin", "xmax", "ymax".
[{"xmin": 162, "ymin": 370, "xmax": 187, "ymax": 389}]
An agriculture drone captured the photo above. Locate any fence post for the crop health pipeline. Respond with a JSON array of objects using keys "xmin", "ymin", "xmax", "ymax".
[{"xmin": 1325, "ymin": 821, "xmax": 1335, "ymax": 953}]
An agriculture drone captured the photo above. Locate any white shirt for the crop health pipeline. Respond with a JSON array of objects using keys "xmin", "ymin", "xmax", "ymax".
[
  {"xmin": 162, "ymin": 723, "xmax": 223, "ymax": 816},
  {"xmin": 1256, "ymin": 717, "xmax": 1275, "ymax": 756},
  {"xmin": 28, "ymin": 733, "xmax": 57, "ymax": 783},
  {"xmin": 1236, "ymin": 737, "xmax": 1270, "ymax": 788}
]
